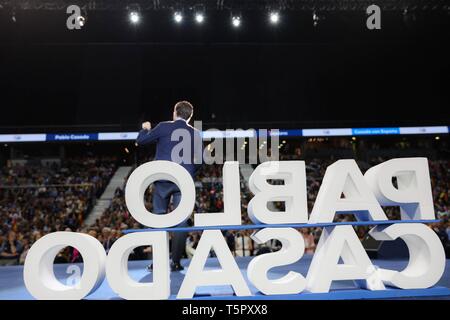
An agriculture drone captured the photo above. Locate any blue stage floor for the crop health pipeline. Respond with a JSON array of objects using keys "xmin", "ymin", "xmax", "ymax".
[{"xmin": 0, "ymin": 255, "xmax": 449, "ymax": 300}]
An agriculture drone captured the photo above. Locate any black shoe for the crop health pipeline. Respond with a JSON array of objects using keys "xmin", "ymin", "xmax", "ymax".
[
  {"xmin": 170, "ymin": 262, "xmax": 184, "ymax": 272},
  {"xmin": 146, "ymin": 264, "xmax": 153, "ymax": 272}
]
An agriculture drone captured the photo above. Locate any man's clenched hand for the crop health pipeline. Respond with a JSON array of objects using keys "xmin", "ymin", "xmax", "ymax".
[{"xmin": 142, "ymin": 121, "xmax": 151, "ymax": 130}]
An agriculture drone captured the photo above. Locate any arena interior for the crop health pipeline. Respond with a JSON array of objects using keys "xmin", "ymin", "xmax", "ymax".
[{"xmin": 0, "ymin": 0, "xmax": 449, "ymax": 303}]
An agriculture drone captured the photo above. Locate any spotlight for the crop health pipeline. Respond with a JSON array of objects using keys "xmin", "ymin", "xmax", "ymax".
[
  {"xmin": 77, "ymin": 15, "xmax": 86, "ymax": 27},
  {"xmin": 174, "ymin": 11, "xmax": 183, "ymax": 23},
  {"xmin": 269, "ymin": 11, "xmax": 280, "ymax": 24},
  {"xmin": 232, "ymin": 15, "xmax": 241, "ymax": 28},
  {"xmin": 129, "ymin": 11, "xmax": 140, "ymax": 24},
  {"xmin": 195, "ymin": 13, "xmax": 205, "ymax": 24},
  {"xmin": 313, "ymin": 12, "xmax": 319, "ymax": 27}
]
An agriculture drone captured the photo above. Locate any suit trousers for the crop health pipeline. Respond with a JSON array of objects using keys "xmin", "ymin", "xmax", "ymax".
[{"xmin": 153, "ymin": 181, "xmax": 189, "ymax": 264}]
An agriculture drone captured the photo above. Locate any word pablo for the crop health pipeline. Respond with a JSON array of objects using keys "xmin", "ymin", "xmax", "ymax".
[{"xmin": 23, "ymin": 158, "xmax": 446, "ymax": 299}]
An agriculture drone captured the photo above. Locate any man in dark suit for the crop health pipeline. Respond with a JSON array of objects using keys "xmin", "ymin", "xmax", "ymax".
[{"xmin": 136, "ymin": 101, "xmax": 202, "ymax": 271}]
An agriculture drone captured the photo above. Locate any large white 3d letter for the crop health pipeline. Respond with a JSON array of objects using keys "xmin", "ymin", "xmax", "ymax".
[
  {"xmin": 177, "ymin": 230, "xmax": 251, "ymax": 299},
  {"xmin": 306, "ymin": 225, "xmax": 384, "ymax": 293},
  {"xmin": 364, "ymin": 158, "xmax": 435, "ymax": 220},
  {"xmin": 125, "ymin": 160, "xmax": 195, "ymax": 228},
  {"xmin": 24, "ymin": 232, "xmax": 106, "ymax": 300},
  {"xmin": 247, "ymin": 161, "xmax": 308, "ymax": 224},
  {"xmin": 247, "ymin": 228, "xmax": 306, "ymax": 295},
  {"xmin": 369, "ymin": 223, "xmax": 445, "ymax": 289},
  {"xmin": 309, "ymin": 159, "xmax": 387, "ymax": 223},
  {"xmin": 194, "ymin": 162, "xmax": 242, "ymax": 226},
  {"xmin": 106, "ymin": 231, "xmax": 170, "ymax": 300}
]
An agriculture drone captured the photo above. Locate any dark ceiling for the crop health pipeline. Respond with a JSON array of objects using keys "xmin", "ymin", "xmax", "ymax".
[{"xmin": 0, "ymin": 8, "xmax": 449, "ymax": 132}]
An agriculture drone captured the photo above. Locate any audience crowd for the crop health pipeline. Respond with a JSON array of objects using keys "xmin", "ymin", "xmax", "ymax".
[{"xmin": 0, "ymin": 157, "xmax": 117, "ymax": 265}]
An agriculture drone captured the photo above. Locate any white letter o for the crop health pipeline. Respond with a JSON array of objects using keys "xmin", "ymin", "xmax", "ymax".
[
  {"xmin": 23, "ymin": 232, "xmax": 106, "ymax": 300},
  {"xmin": 125, "ymin": 160, "xmax": 195, "ymax": 228}
]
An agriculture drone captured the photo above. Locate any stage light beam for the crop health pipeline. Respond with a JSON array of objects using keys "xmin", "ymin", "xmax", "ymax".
[
  {"xmin": 129, "ymin": 11, "xmax": 140, "ymax": 24},
  {"xmin": 174, "ymin": 12, "xmax": 183, "ymax": 23},
  {"xmin": 232, "ymin": 16, "xmax": 241, "ymax": 28},
  {"xmin": 313, "ymin": 12, "xmax": 320, "ymax": 27},
  {"xmin": 269, "ymin": 11, "xmax": 280, "ymax": 24},
  {"xmin": 77, "ymin": 15, "xmax": 86, "ymax": 27},
  {"xmin": 195, "ymin": 13, "xmax": 205, "ymax": 24}
]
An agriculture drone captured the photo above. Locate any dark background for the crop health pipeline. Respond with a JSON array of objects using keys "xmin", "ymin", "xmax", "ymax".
[{"xmin": 0, "ymin": 9, "xmax": 449, "ymax": 132}]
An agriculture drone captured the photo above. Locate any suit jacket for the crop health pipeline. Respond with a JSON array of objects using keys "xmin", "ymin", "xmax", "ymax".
[{"xmin": 136, "ymin": 119, "xmax": 203, "ymax": 177}]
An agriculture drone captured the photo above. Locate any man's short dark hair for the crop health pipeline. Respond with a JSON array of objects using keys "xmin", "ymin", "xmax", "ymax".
[{"xmin": 174, "ymin": 101, "xmax": 194, "ymax": 120}]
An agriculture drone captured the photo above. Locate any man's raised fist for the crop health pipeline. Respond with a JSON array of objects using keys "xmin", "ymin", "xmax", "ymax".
[{"xmin": 142, "ymin": 122, "xmax": 151, "ymax": 130}]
